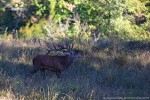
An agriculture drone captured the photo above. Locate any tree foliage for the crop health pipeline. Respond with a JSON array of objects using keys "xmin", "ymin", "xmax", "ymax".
[{"xmin": 0, "ymin": 0, "xmax": 150, "ymax": 40}]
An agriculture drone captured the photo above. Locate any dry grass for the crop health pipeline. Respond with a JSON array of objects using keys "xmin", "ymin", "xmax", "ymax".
[{"xmin": 0, "ymin": 39, "xmax": 150, "ymax": 99}]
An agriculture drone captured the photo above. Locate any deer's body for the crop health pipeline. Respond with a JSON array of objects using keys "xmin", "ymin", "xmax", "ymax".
[
  {"xmin": 31, "ymin": 42, "xmax": 82, "ymax": 78},
  {"xmin": 32, "ymin": 55, "xmax": 73, "ymax": 71}
]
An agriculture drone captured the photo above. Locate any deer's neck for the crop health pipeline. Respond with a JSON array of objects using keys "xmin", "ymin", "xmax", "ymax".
[
  {"xmin": 67, "ymin": 56, "xmax": 74, "ymax": 66},
  {"xmin": 63, "ymin": 55, "xmax": 74, "ymax": 69}
]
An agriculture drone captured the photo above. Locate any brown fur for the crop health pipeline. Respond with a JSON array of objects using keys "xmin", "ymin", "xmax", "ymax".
[{"xmin": 31, "ymin": 54, "xmax": 75, "ymax": 78}]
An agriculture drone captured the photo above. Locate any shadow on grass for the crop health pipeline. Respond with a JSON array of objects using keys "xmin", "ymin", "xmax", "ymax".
[
  {"xmin": 93, "ymin": 40, "xmax": 150, "ymax": 52},
  {"xmin": 0, "ymin": 40, "xmax": 150, "ymax": 99},
  {"xmin": 0, "ymin": 60, "xmax": 31, "ymax": 78},
  {"xmin": 91, "ymin": 40, "xmax": 150, "ymax": 96}
]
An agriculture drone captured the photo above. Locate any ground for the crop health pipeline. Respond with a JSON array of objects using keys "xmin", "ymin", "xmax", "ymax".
[{"xmin": 0, "ymin": 39, "xmax": 150, "ymax": 99}]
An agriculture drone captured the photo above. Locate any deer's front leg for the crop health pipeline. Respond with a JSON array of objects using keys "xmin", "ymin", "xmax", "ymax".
[
  {"xmin": 56, "ymin": 71, "xmax": 61, "ymax": 79},
  {"xmin": 55, "ymin": 65, "xmax": 63, "ymax": 79}
]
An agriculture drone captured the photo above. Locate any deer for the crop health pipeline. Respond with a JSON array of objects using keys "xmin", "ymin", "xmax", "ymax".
[{"xmin": 31, "ymin": 42, "xmax": 82, "ymax": 79}]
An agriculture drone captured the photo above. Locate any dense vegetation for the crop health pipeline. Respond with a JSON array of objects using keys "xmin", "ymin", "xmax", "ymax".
[
  {"xmin": 0, "ymin": 0, "xmax": 150, "ymax": 99},
  {"xmin": 0, "ymin": 0, "xmax": 150, "ymax": 40}
]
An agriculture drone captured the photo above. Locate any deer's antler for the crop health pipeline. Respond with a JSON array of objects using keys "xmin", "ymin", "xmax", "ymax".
[
  {"xmin": 57, "ymin": 42, "xmax": 74, "ymax": 50},
  {"xmin": 46, "ymin": 42, "xmax": 63, "ymax": 55},
  {"xmin": 45, "ymin": 42, "xmax": 74, "ymax": 55}
]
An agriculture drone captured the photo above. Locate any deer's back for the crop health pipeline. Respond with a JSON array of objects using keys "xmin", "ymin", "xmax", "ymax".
[{"xmin": 33, "ymin": 55, "xmax": 71, "ymax": 69}]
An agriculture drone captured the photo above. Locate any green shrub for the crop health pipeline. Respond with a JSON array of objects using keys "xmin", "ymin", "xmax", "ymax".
[
  {"xmin": 114, "ymin": 17, "xmax": 150, "ymax": 41},
  {"xmin": 19, "ymin": 19, "xmax": 47, "ymax": 39}
]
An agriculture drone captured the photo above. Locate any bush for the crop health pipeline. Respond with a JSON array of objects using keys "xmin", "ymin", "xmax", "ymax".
[
  {"xmin": 114, "ymin": 17, "xmax": 150, "ymax": 41},
  {"xmin": 19, "ymin": 19, "xmax": 47, "ymax": 39}
]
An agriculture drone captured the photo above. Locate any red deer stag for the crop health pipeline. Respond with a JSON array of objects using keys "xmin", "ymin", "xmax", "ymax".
[{"xmin": 31, "ymin": 42, "xmax": 82, "ymax": 78}]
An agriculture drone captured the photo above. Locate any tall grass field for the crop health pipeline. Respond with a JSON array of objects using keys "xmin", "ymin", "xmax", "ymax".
[{"xmin": 0, "ymin": 39, "xmax": 150, "ymax": 100}]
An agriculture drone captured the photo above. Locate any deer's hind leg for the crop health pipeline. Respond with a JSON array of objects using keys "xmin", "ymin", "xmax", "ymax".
[
  {"xmin": 31, "ymin": 62, "xmax": 41, "ymax": 76},
  {"xmin": 31, "ymin": 70, "xmax": 37, "ymax": 75},
  {"xmin": 40, "ymin": 67, "xmax": 46, "ymax": 79}
]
